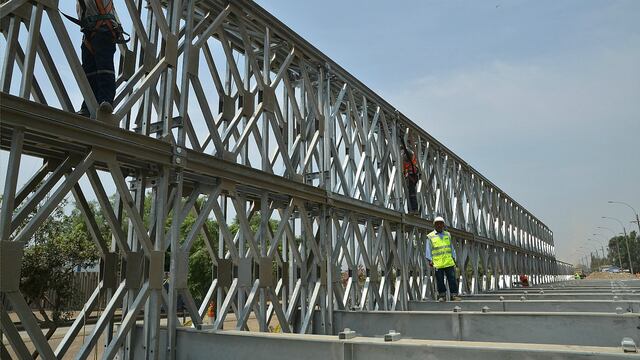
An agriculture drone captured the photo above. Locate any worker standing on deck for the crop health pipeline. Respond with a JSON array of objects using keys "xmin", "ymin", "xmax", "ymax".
[
  {"xmin": 401, "ymin": 134, "xmax": 420, "ymax": 215},
  {"xmin": 75, "ymin": 0, "xmax": 124, "ymax": 118},
  {"xmin": 426, "ymin": 217, "xmax": 461, "ymax": 301}
]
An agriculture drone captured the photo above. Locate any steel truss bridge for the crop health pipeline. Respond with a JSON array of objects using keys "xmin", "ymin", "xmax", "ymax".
[{"xmin": 1, "ymin": 0, "xmax": 615, "ymax": 359}]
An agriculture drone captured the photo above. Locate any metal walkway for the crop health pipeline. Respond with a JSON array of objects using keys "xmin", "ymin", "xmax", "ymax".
[{"xmin": 0, "ymin": 0, "xmax": 598, "ymax": 358}]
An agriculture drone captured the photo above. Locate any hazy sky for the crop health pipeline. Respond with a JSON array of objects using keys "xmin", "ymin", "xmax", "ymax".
[
  {"xmin": 1, "ymin": 1, "xmax": 638, "ymax": 265},
  {"xmin": 255, "ymin": 0, "xmax": 640, "ymax": 263}
]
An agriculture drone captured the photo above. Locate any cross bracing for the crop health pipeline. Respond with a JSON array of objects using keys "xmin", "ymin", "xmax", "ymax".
[{"xmin": 0, "ymin": 0, "xmax": 575, "ymax": 359}]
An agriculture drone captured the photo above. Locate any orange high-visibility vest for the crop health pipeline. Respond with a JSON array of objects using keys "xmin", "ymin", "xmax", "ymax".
[{"xmin": 403, "ymin": 153, "xmax": 418, "ymax": 178}]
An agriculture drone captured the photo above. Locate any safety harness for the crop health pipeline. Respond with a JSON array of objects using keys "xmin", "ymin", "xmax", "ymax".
[
  {"xmin": 61, "ymin": 0, "xmax": 129, "ymax": 53},
  {"xmin": 403, "ymin": 151, "xmax": 419, "ymax": 182}
]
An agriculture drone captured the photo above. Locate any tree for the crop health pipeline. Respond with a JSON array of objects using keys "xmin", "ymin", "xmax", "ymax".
[
  {"xmin": 19, "ymin": 198, "xmax": 102, "ymax": 341},
  {"xmin": 607, "ymin": 231, "xmax": 638, "ymax": 272}
]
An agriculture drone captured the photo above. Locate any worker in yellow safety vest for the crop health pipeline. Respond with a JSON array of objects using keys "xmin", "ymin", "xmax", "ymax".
[{"xmin": 426, "ymin": 216, "xmax": 461, "ymax": 301}]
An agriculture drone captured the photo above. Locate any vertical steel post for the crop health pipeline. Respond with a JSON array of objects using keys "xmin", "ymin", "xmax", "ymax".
[
  {"xmin": 19, "ymin": 3, "xmax": 43, "ymax": 98},
  {"xmin": 164, "ymin": 1, "xmax": 184, "ymax": 357}
]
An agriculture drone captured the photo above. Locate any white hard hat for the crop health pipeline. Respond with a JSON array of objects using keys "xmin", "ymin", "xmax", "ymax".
[{"xmin": 433, "ymin": 216, "xmax": 445, "ymax": 225}]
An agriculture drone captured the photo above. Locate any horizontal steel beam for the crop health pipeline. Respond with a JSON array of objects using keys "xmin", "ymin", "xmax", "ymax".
[
  {"xmin": 408, "ymin": 300, "xmax": 640, "ymax": 313},
  {"xmin": 322, "ymin": 310, "xmax": 640, "ymax": 347},
  {"xmin": 128, "ymin": 326, "xmax": 636, "ymax": 360},
  {"xmin": 488, "ymin": 288, "xmax": 639, "ymax": 294},
  {"xmin": 460, "ymin": 293, "xmax": 640, "ymax": 301}
]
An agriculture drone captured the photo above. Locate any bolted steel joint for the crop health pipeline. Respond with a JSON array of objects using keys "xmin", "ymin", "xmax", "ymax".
[
  {"xmin": 173, "ymin": 146, "xmax": 187, "ymax": 168},
  {"xmin": 622, "ymin": 338, "xmax": 638, "ymax": 353},
  {"xmin": 615, "ymin": 307, "xmax": 624, "ymax": 315},
  {"xmin": 384, "ymin": 330, "xmax": 401, "ymax": 342},
  {"xmin": 338, "ymin": 328, "xmax": 357, "ymax": 340}
]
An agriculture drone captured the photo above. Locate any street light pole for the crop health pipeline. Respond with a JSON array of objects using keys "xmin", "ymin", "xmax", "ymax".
[
  {"xmin": 609, "ymin": 201, "xmax": 640, "ymax": 236},
  {"xmin": 602, "ymin": 216, "xmax": 634, "ymax": 274},
  {"xmin": 594, "ymin": 232, "xmax": 622, "ymax": 268},
  {"xmin": 588, "ymin": 238, "xmax": 608, "ymax": 261}
]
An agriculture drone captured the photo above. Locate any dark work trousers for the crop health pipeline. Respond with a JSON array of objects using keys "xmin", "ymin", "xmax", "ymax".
[
  {"xmin": 406, "ymin": 178, "xmax": 419, "ymax": 213},
  {"xmin": 80, "ymin": 27, "xmax": 116, "ymax": 113},
  {"xmin": 435, "ymin": 265, "xmax": 458, "ymax": 297}
]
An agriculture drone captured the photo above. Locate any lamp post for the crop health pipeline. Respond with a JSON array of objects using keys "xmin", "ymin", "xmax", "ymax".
[
  {"xmin": 594, "ymin": 232, "xmax": 622, "ymax": 268},
  {"xmin": 608, "ymin": 201, "xmax": 640, "ymax": 236},
  {"xmin": 576, "ymin": 248, "xmax": 589, "ymax": 271},
  {"xmin": 588, "ymin": 238, "xmax": 607, "ymax": 265},
  {"xmin": 596, "ymin": 227, "xmax": 618, "ymax": 265},
  {"xmin": 602, "ymin": 216, "xmax": 634, "ymax": 274},
  {"xmin": 574, "ymin": 249, "xmax": 585, "ymax": 268},
  {"xmin": 590, "ymin": 247, "xmax": 600, "ymax": 270}
]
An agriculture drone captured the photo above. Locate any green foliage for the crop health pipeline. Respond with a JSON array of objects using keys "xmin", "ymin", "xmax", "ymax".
[
  {"xmin": 184, "ymin": 213, "xmax": 218, "ymax": 303},
  {"xmin": 20, "ymin": 198, "xmax": 102, "ymax": 324},
  {"xmin": 606, "ymin": 231, "xmax": 639, "ymax": 272}
]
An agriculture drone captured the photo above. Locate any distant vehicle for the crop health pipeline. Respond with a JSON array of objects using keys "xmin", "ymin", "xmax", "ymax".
[{"xmin": 606, "ymin": 266, "xmax": 621, "ymax": 273}]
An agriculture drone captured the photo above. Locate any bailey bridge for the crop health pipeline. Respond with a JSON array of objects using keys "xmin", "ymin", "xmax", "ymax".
[{"xmin": 2, "ymin": 1, "xmax": 637, "ymax": 359}]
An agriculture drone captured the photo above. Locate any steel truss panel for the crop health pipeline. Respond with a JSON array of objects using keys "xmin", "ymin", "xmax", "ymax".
[{"xmin": 0, "ymin": 0, "xmax": 574, "ymax": 358}]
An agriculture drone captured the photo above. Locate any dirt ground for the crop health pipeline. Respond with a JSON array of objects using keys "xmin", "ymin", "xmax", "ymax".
[{"xmin": 585, "ymin": 271, "xmax": 640, "ymax": 280}]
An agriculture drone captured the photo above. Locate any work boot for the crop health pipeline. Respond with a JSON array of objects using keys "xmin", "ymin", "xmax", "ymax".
[
  {"xmin": 98, "ymin": 101, "xmax": 113, "ymax": 114},
  {"xmin": 97, "ymin": 101, "xmax": 117, "ymax": 125}
]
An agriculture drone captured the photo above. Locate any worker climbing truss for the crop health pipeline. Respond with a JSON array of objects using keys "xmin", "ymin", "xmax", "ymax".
[{"xmin": 0, "ymin": 0, "xmax": 573, "ymax": 358}]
